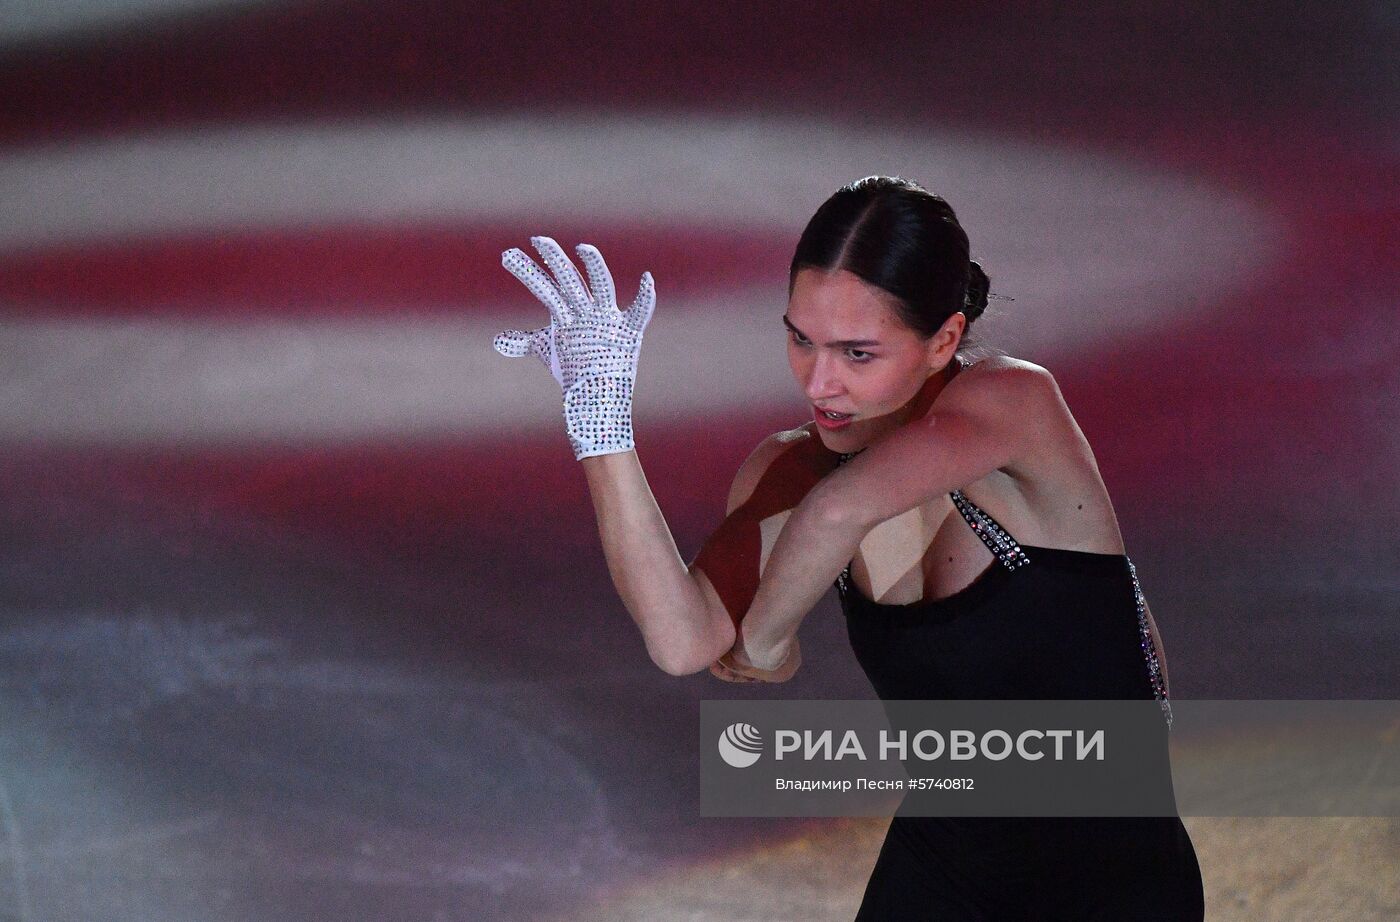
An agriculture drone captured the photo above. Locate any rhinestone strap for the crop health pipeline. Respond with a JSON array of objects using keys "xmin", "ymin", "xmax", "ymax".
[
  {"xmin": 834, "ymin": 451, "xmax": 860, "ymax": 594},
  {"xmin": 949, "ymin": 490, "xmax": 1031, "ymax": 571},
  {"xmin": 1127, "ymin": 557, "xmax": 1174, "ymax": 730},
  {"xmin": 835, "ymin": 565, "xmax": 853, "ymax": 595}
]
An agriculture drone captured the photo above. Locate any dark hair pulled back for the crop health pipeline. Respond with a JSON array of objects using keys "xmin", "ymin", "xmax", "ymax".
[{"xmin": 789, "ymin": 176, "xmax": 996, "ymax": 351}]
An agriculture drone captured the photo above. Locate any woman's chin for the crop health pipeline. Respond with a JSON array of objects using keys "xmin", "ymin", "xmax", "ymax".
[{"xmin": 815, "ymin": 428, "xmax": 859, "ymax": 452}]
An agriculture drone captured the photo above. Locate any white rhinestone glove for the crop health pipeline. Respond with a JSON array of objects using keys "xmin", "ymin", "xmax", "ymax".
[{"xmin": 494, "ymin": 236, "xmax": 656, "ymax": 460}]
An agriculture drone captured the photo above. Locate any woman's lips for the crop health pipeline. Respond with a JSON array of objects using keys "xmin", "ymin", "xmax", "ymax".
[{"xmin": 813, "ymin": 405, "xmax": 854, "ymax": 429}]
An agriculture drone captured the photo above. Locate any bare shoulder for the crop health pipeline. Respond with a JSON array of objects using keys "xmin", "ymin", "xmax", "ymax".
[
  {"xmin": 724, "ymin": 423, "xmax": 828, "ymax": 514},
  {"xmin": 940, "ymin": 355, "xmax": 1069, "ymax": 430},
  {"xmin": 944, "ymin": 354, "xmax": 1061, "ymax": 409},
  {"xmin": 938, "ymin": 354, "xmax": 1081, "ymax": 474}
]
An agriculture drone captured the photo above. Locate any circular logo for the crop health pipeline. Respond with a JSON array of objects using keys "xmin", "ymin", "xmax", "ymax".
[{"xmin": 718, "ymin": 722, "xmax": 763, "ymax": 768}]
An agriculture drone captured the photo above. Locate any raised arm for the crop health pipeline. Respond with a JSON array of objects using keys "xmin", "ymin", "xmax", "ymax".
[
  {"xmin": 494, "ymin": 235, "xmax": 731, "ymax": 676},
  {"xmin": 495, "ymin": 235, "xmax": 814, "ymax": 677},
  {"xmin": 582, "ymin": 425, "xmax": 827, "ymax": 677},
  {"xmin": 579, "ymin": 450, "xmax": 738, "ymax": 676},
  {"xmin": 738, "ymin": 362, "xmax": 1055, "ymax": 670}
]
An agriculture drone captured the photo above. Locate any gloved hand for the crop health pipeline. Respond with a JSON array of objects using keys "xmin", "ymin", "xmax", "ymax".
[{"xmin": 494, "ymin": 236, "xmax": 655, "ymax": 460}]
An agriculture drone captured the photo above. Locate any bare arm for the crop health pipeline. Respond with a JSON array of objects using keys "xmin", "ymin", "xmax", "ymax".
[
  {"xmin": 740, "ymin": 365, "xmax": 1054, "ymax": 669},
  {"xmin": 687, "ymin": 428, "xmax": 834, "ymax": 679},
  {"xmin": 495, "ymin": 238, "xmax": 728, "ymax": 674},
  {"xmin": 581, "ymin": 450, "xmax": 734, "ymax": 676}
]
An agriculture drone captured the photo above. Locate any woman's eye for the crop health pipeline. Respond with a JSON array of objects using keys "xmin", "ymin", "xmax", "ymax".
[{"xmin": 786, "ymin": 330, "xmax": 870, "ymax": 361}]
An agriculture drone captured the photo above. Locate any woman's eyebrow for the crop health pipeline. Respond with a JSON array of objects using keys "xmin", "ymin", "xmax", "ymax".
[{"xmin": 782, "ymin": 314, "xmax": 881, "ymax": 348}]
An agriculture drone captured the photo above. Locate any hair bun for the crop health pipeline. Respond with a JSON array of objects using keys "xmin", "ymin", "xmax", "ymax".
[{"xmin": 964, "ymin": 260, "xmax": 991, "ymax": 324}]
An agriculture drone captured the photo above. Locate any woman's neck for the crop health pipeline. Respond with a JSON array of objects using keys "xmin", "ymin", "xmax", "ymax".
[{"xmin": 894, "ymin": 355, "xmax": 964, "ymax": 428}]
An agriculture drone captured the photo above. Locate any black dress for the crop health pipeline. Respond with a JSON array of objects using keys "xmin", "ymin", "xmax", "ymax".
[{"xmin": 836, "ymin": 478, "xmax": 1205, "ymax": 920}]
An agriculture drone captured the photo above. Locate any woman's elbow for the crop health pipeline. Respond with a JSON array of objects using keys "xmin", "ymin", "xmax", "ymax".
[
  {"xmin": 649, "ymin": 642, "xmax": 712, "ymax": 677},
  {"xmin": 648, "ymin": 616, "xmax": 735, "ymax": 677},
  {"xmin": 651, "ymin": 649, "xmax": 708, "ymax": 677}
]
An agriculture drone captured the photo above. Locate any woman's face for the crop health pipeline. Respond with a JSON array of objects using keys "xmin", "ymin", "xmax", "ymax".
[{"xmin": 785, "ymin": 267, "xmax": 958, "ymax": 452}]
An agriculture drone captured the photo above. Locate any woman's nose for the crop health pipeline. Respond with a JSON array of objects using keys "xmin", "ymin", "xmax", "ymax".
[{"xmin": 803, "ymin": 353, "xmax": 843, "ymax": 401}]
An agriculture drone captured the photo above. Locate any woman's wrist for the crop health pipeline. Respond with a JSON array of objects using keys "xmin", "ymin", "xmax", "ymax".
[
  {"xmin": 579, "ymin": 448, "xmax": 639, "ymax": 472},
  {"xmin": 748, "ymin": 636, "xmax": 792, "ymax": 673},
  {"xmin": 718, "ymin": 633, "xmax": 800, "ymax": 682},
  {"xmin": 734, "ymin": 626, "xmax": 793, "ymax": 673},
  {"xmin": 564, "ymin": 374, "xmax": 637, "ymax": 459}
]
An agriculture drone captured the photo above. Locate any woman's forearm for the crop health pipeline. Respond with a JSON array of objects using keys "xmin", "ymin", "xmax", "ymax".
[
  {"xmin": 739, "ymin": 487, "xmax": 866, "ymax": 670},
  {"xmin": 581, "ymin": 450, "xmax": 734, "ymax": 675}
]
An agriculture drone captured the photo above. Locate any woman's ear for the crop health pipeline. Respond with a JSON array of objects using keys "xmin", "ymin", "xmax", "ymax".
[{"xmin": 925, "ymin": 312, "xmax": 966, "ymax": 369}]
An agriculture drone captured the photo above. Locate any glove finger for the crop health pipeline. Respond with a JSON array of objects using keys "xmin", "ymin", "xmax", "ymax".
[
  {"xmin": 495, "ymin": 326, "xmax": 563, "ymax": 386},
  {"xmin": 574, "ymin": 243, "xmax": 618, "ymax": 311},
  {"xmin": 493, "ymin": 329, "xmax": 532, "ymax": 357},
  {"xmin": 530, "ymin": 235, "xmax": 594, "ymax": 314},
  {"xmin": 526, "ymin": 326, "xmax": 564, "ymax": 385},
  {"xmin": 624, "ymin": 271, "xmax": 656, "ymax": 334},
  {"xmin": 502, "ymin": 247, "xmax": 573, "ymax": 325}
]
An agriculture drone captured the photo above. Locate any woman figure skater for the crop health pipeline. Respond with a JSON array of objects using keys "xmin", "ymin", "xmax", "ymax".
[{"xmin": 493, "ymin": 175, "xmax": 1205, "ymax": 920}]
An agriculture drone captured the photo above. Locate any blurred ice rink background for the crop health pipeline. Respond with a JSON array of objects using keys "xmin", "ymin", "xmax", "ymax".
[{"xmin": 0, "ymin": 2, "xmax": 1396, "ymax": 919}]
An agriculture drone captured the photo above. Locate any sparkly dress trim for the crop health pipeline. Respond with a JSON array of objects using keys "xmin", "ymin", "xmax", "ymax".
[
  {"xmin": 948, "ymin": 490, "xmax": 1033, "ymax": 571},
  {"xmin": 1127, "ymin": 557, "xmax": 1174, "ymax": 728}
]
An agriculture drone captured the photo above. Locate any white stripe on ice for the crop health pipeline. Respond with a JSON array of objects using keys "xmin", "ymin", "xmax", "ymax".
[
  {"xmin": 0, "ymin": 292, "xmax": 799, "ymax": 444},
  {"xmin": 0, "ymin": 115, "xmax": 1283, "ymax": 444},
  {"xmin": 0, "ymin": 0, "xmax": 273, "ymax": 46}
]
